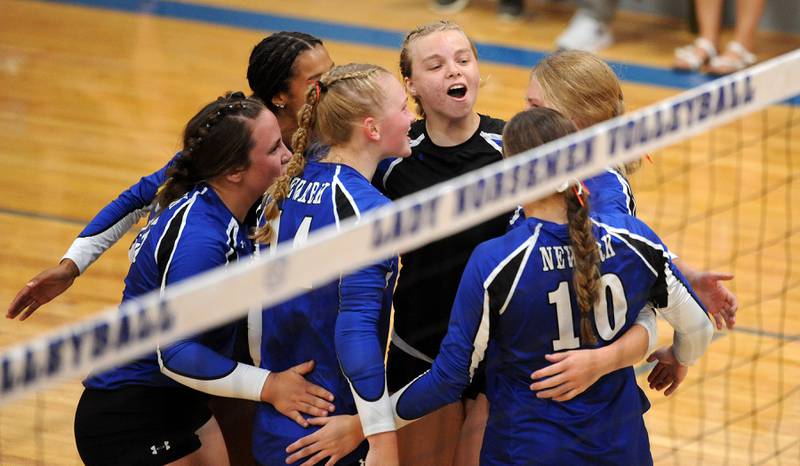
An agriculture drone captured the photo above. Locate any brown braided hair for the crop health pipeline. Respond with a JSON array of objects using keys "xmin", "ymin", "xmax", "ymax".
[
  {"xmin": 565, "ymin": 182, "xmax": 600, "ymax": 345},
  {"xmin": 502, "ymin": 107, "xmax": 600, "ymax": 345},
  {"xmin": 156, "ymin": 92, "xmax": 265, "ymax": 208},
  {"xmin": 253, "ymin": 63, "xmax": 390, "ymax": 244}
]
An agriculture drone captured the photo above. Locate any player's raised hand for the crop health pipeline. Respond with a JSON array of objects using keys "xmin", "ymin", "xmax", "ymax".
[
  {"xmin": 7, "ymin": 259, "xmax": 79, "ymax": 321},
  {"xmin": 689, "ymin": 270, "xmax": 737, "ymax": 330},
  {"xmin": 285, "ymin": 415, "xmax": 364, "ymax": 466},
  {"xmin": 260, "ymin": 360, "xmax": 336, "ymax": 427}
]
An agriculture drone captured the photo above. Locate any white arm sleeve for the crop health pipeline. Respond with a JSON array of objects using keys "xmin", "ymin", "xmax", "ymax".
[
  {"xmin": 158, "ymin": 354, "xmax": 270, "ymax": 402},
  {"xmin": 634, "ymin": 305, "xmax": 658, "ymax": 356},
  {"xmin": 658, "ymin": 272, "xmax": 715, "ymax": 366},
  {"xmin": 350, "ymin": 381, "xmax": 396, "ymax": 436},
  {"xmin": 62, "ymin": 206, "xmax": 151, "ymax": 274}
]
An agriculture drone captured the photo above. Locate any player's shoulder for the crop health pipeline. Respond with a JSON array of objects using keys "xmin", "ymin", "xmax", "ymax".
[
  {"xmin": 593, "ymin": 213, "xmax": 654, "ymax": 237},
  {"xmin": 478, "ymin": 114, "xmax": 506, "ymax": 134},
  {"xmin": 586, "ymin": 168, "xmax": 635, "ymax": 213},
  {"xmin": 406, "ymin": 119, "xmax": 429, "ymax": 155},
  {"xmin": 334, "ymin": 164, "xmax": 390, "ymax": 211},
  {"xmin": 409, "ymin": 118, "xmax": 426, "ymax": 138},
  {"xmin": 473, "ymin": 114, "xmax": 505, "ymax": 154},
  {"xmin": 473, "ymin": 219, "xmax": 538, "ymax": 265},
  {"xmin": 592, "ymin": 213, "xmax": 666, "ymax": 258},
  {"xmin": 140, "ymin": 190, "xmax": 233, "ymax": 268},
  {"xmin": 174, "ymin": 187, "xmax": 236, "ymax": 240},
  {"xmin": 585, "ymin": 168, "xmax": 622, "ymax": 187}
]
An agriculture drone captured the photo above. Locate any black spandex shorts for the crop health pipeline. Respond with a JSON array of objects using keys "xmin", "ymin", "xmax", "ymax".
[
  {"xmin": 74, "ymin": 385, "xmax": 212, "ymax": 466},
  {"xmin": 386, "ymin": 341, "xmax": 486, "ymax": 399}
]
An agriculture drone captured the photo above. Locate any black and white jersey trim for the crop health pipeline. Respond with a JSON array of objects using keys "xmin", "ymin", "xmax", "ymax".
[
  {"xmin": 592, "ymin": 220, "xmax": 671, "ymax": 308},
  {"xmin": 223, "ymin": 218, "xmax": 240, "ymax": 264},
  {"xmin": 381, "ymin": 158, "xmax": 404, "ymax": 189},
  {"xmin": 479, "ymin": 131, "xmax": 503, "ymax": 154},
  {"xmin": 608, "ymin": 168, "xmax": 637, "ymax": 216},
  {"xmin": 380, "ymin": 134, "xmax": 424, "ymax": 188},
  {"xmin": 332, "ymin": 165, "xmax": 360, "ymax": 229},
  {"xmin": 154, "ymin": 190, "xmax": 202, "ymax": 291},
  {"xmin": 468, "ymin": 223, "xmax": 542, "ymax": 379}
]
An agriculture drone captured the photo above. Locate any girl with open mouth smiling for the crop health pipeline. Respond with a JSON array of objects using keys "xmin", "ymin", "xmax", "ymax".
[{"xmin": 373, "ymin": 20, "xmax": 509, "ymax": 466}]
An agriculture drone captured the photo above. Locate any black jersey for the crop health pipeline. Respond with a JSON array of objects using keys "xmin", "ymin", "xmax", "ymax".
[{"xmin": 374, "ymin": 114, "xmax": 509, "ymax": 360}]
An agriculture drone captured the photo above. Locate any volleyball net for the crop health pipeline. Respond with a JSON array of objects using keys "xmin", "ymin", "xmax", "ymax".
[{"xmin": 2, "ymin": 49, "xmax": 799, "ymax": 465}]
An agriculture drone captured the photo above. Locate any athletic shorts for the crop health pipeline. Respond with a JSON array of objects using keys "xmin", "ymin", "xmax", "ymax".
[
  {"xmin": 74, "ymin": 385, "xmax": 212, "ymax": 466},
  {"xmin": 386, "ymin": 341, "xmax": 486, "ymax": 399}
]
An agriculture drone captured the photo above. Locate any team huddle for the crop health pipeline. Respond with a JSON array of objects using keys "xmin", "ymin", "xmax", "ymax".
[{"xmin": 8, "ymin": 20, "xmax": 737, "ymax": 466}]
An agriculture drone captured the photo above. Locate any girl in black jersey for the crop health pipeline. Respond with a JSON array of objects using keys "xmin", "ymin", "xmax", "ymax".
[{"xmin": 372, "ymin": 21, "xmax": 507, "ymax": 466}]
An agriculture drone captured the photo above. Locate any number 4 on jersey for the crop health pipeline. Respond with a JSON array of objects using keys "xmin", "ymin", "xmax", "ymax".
[{"xmin": 268, "ymin": 211, "xmax": 314, "ymax": 289}]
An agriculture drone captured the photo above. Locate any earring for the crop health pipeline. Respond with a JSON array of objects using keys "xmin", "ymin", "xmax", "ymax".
[{"xmin": 276, "ymin": 103, "xmax": 286, "ymax": 109}]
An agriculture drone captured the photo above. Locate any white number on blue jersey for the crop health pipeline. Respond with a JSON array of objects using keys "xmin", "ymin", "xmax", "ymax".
[
  {"xmin": 594, "ymin": 273, "xmax": 627, "ymax": 340},
  {"xmin": 269, "ymin": 210, "xmax": 314, "ymax": 288},
  {"xmin": 268, "ymin": 211, "xmax": 313, "ymax": 251},
  {"xmin": 293, "ymin": 216, "xmax": 312, "ymax": 249},
  {"xmin": 549, "ymin": 281, "xmax": 580, "ymax": 351},
  {"xmin": 549, "ymin": 273, "xmax": 628, "ymax": 351}
]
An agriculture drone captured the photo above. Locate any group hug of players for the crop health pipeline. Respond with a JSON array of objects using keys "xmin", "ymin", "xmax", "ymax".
[{"xmin": 7, "ymin": 20, "xmax": 736, "ymax": 466}]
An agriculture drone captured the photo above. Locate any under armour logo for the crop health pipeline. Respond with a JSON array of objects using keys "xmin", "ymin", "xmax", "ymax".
[
  {"xmin": 150, "ymin": 441, "xmax": 171, "ymax": 455},
  {"xmin": 358, "ymin": 460, "xmax": 366, "ymax": 466}
]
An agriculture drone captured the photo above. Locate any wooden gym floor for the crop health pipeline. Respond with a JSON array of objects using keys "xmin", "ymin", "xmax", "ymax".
[{"xmin": 0, "ymin": 0, "xmax": 798, "ymax": 464}]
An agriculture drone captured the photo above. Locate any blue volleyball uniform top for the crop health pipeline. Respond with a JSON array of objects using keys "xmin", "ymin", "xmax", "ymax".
[
  {"xmin": 509, "ymin": 167, "xmax": 637, "ymax": 230},
  {"xmin": 83, "ymin": 184, "xmax": 268, "ymax": 401},
  {"xmin": 585, "ymin": 167, "xmax": 637, "ymax": 216},
  {"xmin": 252, "ymin": 161, "xmax": 397, "ymax": 466},
  {"xmin": 391, "ymin": 213, "xmax": 713, "ymax": 465}
]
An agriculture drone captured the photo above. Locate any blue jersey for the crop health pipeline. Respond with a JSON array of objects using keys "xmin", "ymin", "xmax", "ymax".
[
  {"xmin": 393, "ymin": 214, "xmax": 709, "ymax": 465},
  {"xmin": 509, "ymin": 167, "xmax": 636, "ymax": 230},
  {"xmin": 586, "ymin": 168, "xmax": 637, "ymax": 216},
  {"xmin": 252, "ymin": 162, "xmax": 397, "ymax": 466},
  {"xmin": 84, "ymin": 184, "xmax": 253, "ymax": 390}
]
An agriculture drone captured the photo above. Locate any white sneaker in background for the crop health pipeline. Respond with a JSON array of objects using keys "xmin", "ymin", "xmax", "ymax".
[{"xmin": 555, "ymin": 11, "xmax": 614, "ymax": 52}]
